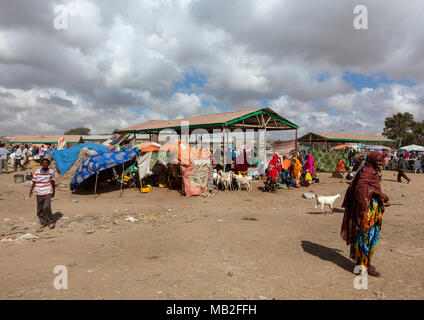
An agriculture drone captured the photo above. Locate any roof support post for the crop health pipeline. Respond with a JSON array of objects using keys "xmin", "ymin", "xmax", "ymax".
[
  {"xmin": 222, "ymin": 126, "xmax": 226, "ymax": 172},
  {"xmin": 295, "ymin": 129, "xmax": 298, "ymax": 153}
]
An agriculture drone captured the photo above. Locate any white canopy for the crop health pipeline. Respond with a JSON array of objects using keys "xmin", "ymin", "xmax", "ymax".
[{"xmin": 399, "ymin": 145, "xmax": 424, "ymax": 152}]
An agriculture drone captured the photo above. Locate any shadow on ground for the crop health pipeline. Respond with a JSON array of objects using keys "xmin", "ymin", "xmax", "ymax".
[
  {"xmin": 305, "ymin": 208, "xmax": 344, "ymax": 215},
  {"xmin": 301, "ymin": 240, "xmax": 355, "ymax": 274},
  {"xmin": 52, "ymin": 212, "xmax": 63, "ymax": 223}
]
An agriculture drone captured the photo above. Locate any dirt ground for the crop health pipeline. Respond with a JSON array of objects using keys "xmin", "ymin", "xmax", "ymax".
[{"xmin": 0, "ymin": 168, "xmax": 423, "ymax": 300}]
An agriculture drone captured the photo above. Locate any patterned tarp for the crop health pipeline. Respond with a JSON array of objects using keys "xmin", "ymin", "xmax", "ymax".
[
  {"xmin": 51, "ymin": 143, "xmax": 110, "ymax": 175},
  {"xmin": 70, "ymin": 147, "xmax": 138, "ymax": 190},
  {"xmin": 310, "ymin": 150, "xmax": 350, "ymax": 173}
]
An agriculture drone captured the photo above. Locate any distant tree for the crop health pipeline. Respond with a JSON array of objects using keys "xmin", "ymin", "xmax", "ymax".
[
  {"xmin": 409, "ymin": 120, "xmax": 424, "ymax": 146},
  {"xmin": 382, "ymin": 113, "xmax": 415, "ymax": 148},
  {"xmin": 64, "ymin": 127, "xmax": 91, "ymax": 135}
]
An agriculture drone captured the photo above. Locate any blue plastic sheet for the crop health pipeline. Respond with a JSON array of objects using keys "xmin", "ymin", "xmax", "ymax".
[
  {"xmin": 51, "ymin": 143, "xmax": 110, "ymax": 175},
  {"xmin": 70, "ymin": 147, "xmax": 137, "ymax": 191}
]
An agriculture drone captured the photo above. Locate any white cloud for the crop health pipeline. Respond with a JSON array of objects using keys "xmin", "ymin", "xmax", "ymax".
[{"xmin": 0, "ymin": 0, "xmax": 423, "ymax": 137}]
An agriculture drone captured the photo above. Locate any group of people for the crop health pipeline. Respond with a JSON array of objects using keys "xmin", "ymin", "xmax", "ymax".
[
  {"xmin": 0, "ymin": 143, "xmax": 52, "ymax": 173},
  {"xmin": 265, "ymin": 151, "xmax": 317, "ymax": 191}
]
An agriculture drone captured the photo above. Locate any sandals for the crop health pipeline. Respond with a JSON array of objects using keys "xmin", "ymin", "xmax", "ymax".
[
  {"xmin": 368, "ymin": 265, "xmax": 382, "ymax": 278},
  {"xmin": 48, "ymin": 222, "xmax": 56, "ymax": 229}
]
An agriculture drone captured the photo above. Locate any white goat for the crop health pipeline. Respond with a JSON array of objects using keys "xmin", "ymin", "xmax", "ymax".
[
  {"xmin": 212, "ymin": 169, "xmax": 219, "ymax": 186},
  {"xmin": 235, "ymin": 174, "xmax": 253, "ymax": 191},
  {"xmin": 314, "ymin": 194, "xmax": 342, "ymax": 215},
  {"xmin": 218, "ymin": 170, "xmax": 234, "ymax": 191}
]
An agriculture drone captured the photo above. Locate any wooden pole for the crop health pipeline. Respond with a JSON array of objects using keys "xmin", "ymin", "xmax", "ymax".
[
  {"xmin": 264, "ymin": 124, "xmax": 267, "ymax": 166},
  {"xmin": 261, "ymin": 114, "xmax": 267, "ymax": 166},
  {"xmin": 222, "ymin": 126, "xmax": 226, "ymax": 171},
  {"xmin": 120, "ymin": 163, "xmax": 124, "ymax": 198},
  {"xmin": 309, "ymin": 133, "xmax": 312, "ymax": 149},
  {"xmin": 295, "ymin": 129, "xmax": 298, "ymax": 153},
  {"xmin": 94, "ymin": 172, "xmax": 99, "ymax": 199}
]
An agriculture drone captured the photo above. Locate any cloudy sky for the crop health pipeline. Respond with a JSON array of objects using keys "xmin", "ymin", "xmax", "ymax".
[{"xmin": 1, "ymin": 0, "xmax": 424, "ymax": 138}]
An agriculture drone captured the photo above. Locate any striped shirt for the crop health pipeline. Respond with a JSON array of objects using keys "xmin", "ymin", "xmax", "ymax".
[{"xmin": 32, "ymin": 168, "xmax": 55, "ymax": 195}]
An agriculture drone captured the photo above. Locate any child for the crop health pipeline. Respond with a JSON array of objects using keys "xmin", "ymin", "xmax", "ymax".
[{"xmin": 29, "ymin": 158, "xmax": 56, "ymax": 229}]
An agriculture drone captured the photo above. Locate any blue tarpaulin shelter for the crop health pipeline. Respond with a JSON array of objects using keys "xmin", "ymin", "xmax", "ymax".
[
  {"xmin": 51, "ymin": 143, "xmax": 110, "ymax": 175},
  {"xmin": 70, "ymin": 147, "xmax": 138, "ymax": 191}
]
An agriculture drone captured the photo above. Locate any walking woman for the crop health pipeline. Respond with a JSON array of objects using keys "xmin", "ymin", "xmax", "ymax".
[{"xmin": 340, "ymin": 151, "xmax": 390, "ymax": 277}]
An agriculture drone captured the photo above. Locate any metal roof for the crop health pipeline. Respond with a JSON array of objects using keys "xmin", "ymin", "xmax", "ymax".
[
  {"xmin": 115, "ymin": 108, "xmax": 298, "ymax": 134},
  {"xmin": 298, "ymin": 132, "xmax": 395, "ymax": 143},
  {"xmin": 10, "ymin": 135, "xmax": 82, "ymax": 144}
]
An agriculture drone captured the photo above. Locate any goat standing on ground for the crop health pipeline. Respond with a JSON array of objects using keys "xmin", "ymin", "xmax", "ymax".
[
  {"xmin": 235, "ymin": 174, "xmax": 253, "ymax": 191},
  {"xmin": 314, "ymin": 194, "xmax": 342, "ymax": 215}
]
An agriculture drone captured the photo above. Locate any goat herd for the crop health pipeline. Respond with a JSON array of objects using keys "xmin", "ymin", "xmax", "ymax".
[{"xmin": 212, "ymin": 169, "xmax": 253, "ymax": 192}]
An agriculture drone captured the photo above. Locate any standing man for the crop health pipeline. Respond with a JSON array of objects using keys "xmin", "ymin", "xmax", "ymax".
[
  {"xmin": 0, "ymin": 143, "xmax": 9, "ymax": 173},
  {"xmin": 13, "ymin": 145, "xmax": 26, "ymax": 171},
  {"xmin": 39, "ymin": 145, "xmax": 46, "ymax": 162},
  {"xmin": 22, "ymin": 144, "xmax": 29, "ymax": 166},
  {"xmin": 414, "ymin": 157, "xmax": 423, "ymax": 174},
  {"xmin": 29, "ymin": 158, "xmax": 56, "ymax": 229},
  {"xmin": 397, "ymin": 152, "xmax": 411, "ymax": 183}
]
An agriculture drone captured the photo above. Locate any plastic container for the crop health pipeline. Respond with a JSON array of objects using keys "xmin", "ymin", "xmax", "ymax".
[{"xmin": 14, "ymin": 174, "xmax": 25, "ymax": 184}]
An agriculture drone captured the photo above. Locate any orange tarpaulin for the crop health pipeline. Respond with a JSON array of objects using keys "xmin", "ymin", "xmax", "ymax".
[
  {"xmin": 136, "ymin": 142, "xmax": 161, "ymax": 153},
  {"xmin": 159, "ymin": 140, "xmax": 210, "ymax": 166},
  {"xmin": 330, "ymin": 144, "xmax": 350, "ymax": 151}
]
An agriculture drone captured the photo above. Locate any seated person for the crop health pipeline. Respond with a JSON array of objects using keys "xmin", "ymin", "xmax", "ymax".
[
  {"xmin": 334, "ymin": 159, "xmax": 347, "ymax": 173},
  {"xmin": 267, "ymin": 154, "xmax": 282, "ymax": 180}
]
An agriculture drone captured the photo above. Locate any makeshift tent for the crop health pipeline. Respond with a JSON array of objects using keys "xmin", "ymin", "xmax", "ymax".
[
  {"xmin": 110, "ymin": 133, "xmax": 132, "ymax": 146},
  {"xmin": 55, "ymin": 148, "xmax": 99, "ymax": 190},
  {"xmin": 135, "ymin": 142, "xmax": 161, "ymax": 153},
  {"xmin": 310, "ymin": 150, "xmax": 350, "ymax": 173},
  {"xmin": 399, "ymin": 145, "xmax": 424, "ymax": 152},
  {"xmin": 158, "ymin": 140, "xmax": 212, "ymax": 197},
  {"xmin": 70, "ymin": 148, "xmax": 138, "ymax": 191},
  {"xmin": 51, "ymin": 143, "xmax": 110, "ymax": 175},
  {"xmin": 159, "ymin": 140, "xmax": 210, "ymax": 165}
]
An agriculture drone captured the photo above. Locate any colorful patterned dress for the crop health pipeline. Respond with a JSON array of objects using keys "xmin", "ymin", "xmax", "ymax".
[{"xmin": 350, "ymin": 196, "xmax": 383, "ymax": 268}]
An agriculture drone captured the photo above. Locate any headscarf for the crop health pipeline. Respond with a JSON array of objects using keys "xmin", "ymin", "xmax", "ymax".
[
  {"xmin": 267, "ymin": 154, "xmax": 281, "ymax": 180},
  {"xmin": 304, "ymin": 154, "xmax": 314, "ymax": 173},
  {"xmin": 340, "ymin": 151, "xmax": 384, "ymax": 245},
  {"xmin": 269, "ymin": 154, "xmax": 279, "ymax": 167},
  {"xmin": 292, "ymin": 158, "xmax": 302, "ymax": 178},
  {"xmin": 282, "ymin": 157, "xmax": 291, "ymax": 170}
]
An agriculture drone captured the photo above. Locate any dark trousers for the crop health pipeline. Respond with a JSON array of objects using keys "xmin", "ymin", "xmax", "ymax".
[
  {"xmin": 37, "ymin": 194, "xmax": 54, "ymax": 225},
  {"xmin": 13, "ymin": 158, "xmax": 25, "ymax": 171},
  {"xmin": 397, "ymin": 169, "xmax": 410, "ymax": 182},
  {"xmin": 0, "ymin": 159, "xmax": 7, "ymax": 173}
]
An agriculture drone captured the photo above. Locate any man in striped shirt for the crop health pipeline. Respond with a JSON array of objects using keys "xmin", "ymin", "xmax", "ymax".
[{"xmin": 29, "ymin": 158, "xmax": 56, "ymax": 229}]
